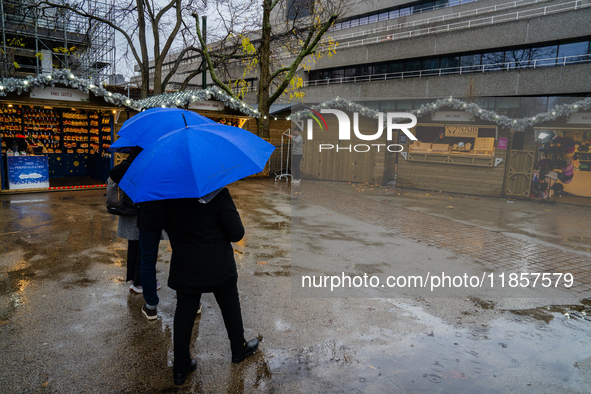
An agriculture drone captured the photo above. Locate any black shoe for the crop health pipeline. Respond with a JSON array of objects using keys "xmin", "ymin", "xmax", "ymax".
[
  {"xmin": 141, "ymin": 304, "xmax": 157, "ymax": 321},
  {"xmin": 231, "ymin": 338, "xmax": 259, "ymax": 364},
  {"xmin": 173, "ymin": 359, "xmax": 197, "ymax": 386}
]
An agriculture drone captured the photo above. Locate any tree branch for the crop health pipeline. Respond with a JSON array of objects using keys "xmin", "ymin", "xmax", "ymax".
[
  {"xmin": 192, "ymin": 13, "xmax": 240, "ymax": 100},
  {"xmin": 267, "ymin": 14, "xmax": 337, "ymax": 104}
]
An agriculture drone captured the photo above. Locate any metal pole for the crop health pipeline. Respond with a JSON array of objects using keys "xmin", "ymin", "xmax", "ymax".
[{"xmin": 202, "ymin": 16, "xmax": 207, "ymax": 89}]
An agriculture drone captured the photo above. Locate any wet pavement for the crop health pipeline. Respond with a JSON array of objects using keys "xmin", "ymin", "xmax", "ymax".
[{"xmin": 1, "ymin": 179, "xmax": 590, "ymax": 393}]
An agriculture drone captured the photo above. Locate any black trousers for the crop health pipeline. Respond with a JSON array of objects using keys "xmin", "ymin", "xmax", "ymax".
[
  {"xmin": 292, "ymin": 154, "xmax": 302, "ymax": 180},
  {"xmin": 126, "ymin": 240, "xmax": 141, "ymax": 285},
  {"xmin": 173, "ymin": 277, "xmax": 246, "ymax": 373}
]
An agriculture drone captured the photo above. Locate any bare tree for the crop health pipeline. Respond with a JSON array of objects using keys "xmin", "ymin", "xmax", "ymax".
[
  {"xmin": 196, "ymin": 0, "xmax": 356, "ymax": 138},
  {"xmin": 34, "ymin": 0, "xmax": 209, "ymax": 97}
]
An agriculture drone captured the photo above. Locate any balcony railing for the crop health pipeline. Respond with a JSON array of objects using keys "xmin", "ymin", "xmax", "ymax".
[
  {"xmin": 330, "ymin": 0, "xmax": 543, "ymax": 40},
  {"xmin": 303, "ymin": 54, "xmax": 591, "ymax": 87},
  {"xmin": 308, "ymin": 0, "xmax": 590, "ymax": 55}
]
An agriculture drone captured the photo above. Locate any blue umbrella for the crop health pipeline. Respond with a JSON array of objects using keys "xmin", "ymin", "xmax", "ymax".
[
  {"xmin": 107, "ymin": 136, "xmax": 137, "ymax": 153},
  {"xmin": 110, "ymin": 108, "xmax": 215, "ymax": 151},
  {"xmin": 118, "ymin": 124, "xmax": 275, "ymax": 203}
]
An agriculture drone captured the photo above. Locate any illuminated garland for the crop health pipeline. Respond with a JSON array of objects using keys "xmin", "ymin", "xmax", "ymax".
[
  {"xmin": 290, "ymin": 96, "xmax": 591, "ymax": 131},
  {"xmin": 132, "ymin": 87, "xmax": 259, "ymax": 117},
  {"xmin": 3, "ymin": 72, "xmax": 590, "ymax": 124},
  {"xmin": 0, "ymin": 70, "xmax": 259, "ymax": 118}
]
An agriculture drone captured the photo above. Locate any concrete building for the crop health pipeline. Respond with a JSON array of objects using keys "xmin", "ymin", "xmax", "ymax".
[{"xmin": 299, "ymin": 0, "xmax": 591, "ymax": 104}]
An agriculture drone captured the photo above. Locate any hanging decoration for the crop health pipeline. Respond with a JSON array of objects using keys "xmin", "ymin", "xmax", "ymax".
[
  {"xmin": 132, "ymin": 87, "xmax": 259, "ymax": 117},
  {"xmin": 289, "ymin": 96, "xmax": 591, "ymax": 131},
  {"xmin": 0, "ymin": 70, "xmax": 259, "ymax": 118}
]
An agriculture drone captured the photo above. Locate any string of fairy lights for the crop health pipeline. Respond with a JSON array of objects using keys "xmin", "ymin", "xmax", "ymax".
[{"xmin": 1, "ymin": 71, "xmax": 591, "ymax": 129}]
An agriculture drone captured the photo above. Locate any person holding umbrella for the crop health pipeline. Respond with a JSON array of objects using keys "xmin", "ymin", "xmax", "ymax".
[
  {"xmin": 163, "ymin": 189, "xmax": 259, "ymax": 385},
  {"xmin": 116, "ymin": 114, "xmax": 275, "ymax": 386}
]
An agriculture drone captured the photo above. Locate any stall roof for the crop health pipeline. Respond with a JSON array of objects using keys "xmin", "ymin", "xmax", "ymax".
[
  {"xmin": 0, "ymin": 70, "xmax": 259, "ymax": 118},
  {"xmin": 289, "ymin": 97, "xmax": 591, "ymax": 131}
]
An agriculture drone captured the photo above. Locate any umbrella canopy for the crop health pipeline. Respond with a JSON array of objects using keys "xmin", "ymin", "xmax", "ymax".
[
  {"xmin": 108, "ymin": 136, "xmax": 137, "ymax": 153},
  {"xmin": 112, "ymin": 108, "xmax": 215, "ymax": 150},
  {"xmin": 118, "ymin": 123, "xmax": 275, "ymax": 203}
]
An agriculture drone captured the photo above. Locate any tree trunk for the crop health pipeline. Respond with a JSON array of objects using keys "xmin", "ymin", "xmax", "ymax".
[{"xmin": 257, "ymin": 0, "xmax": 273, "ymax": 139}]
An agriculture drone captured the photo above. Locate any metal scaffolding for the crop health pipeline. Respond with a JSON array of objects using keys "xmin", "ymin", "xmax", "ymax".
[{"xmin": 0, "ymin": 0, "xmax": 115, "ymax": 83}]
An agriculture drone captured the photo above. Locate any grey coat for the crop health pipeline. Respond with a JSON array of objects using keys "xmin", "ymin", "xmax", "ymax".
[
  {"xmin": 117, "ymin": 215, "xmax": 169, "ymax": 241},
  {"xmin": 117, "ymin": 215, "xmax": 139, "ymax": 240}
]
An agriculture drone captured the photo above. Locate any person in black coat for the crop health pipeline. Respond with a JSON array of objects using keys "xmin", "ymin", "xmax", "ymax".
[{"xmin": 163, "ymin": 187, "xmax": 258, "ymax": 386}]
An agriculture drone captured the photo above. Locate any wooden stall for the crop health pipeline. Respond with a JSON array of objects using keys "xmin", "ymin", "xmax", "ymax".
[
  {"xmin": 243, "ymin": 104, "xmax": 291, "ymax": 176},
  {"xmin": 396, "ymin": 111, "xmax": 510, "ymax": 197},
  {"xmin": 1, "ymin": 84, "xmax": 124, "ymax": 191},
  {"xmin": 529, "ymin": 113, "xmax": 591, "ymax": 202},
  {"xmin": 297, "ymin": 109, "xmax": 397, "ymax": 184}
]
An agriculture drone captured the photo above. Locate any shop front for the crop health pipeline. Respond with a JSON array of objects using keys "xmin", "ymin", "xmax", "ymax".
[
  {"xmin": 396, "ymin": 110, "xmax": 509, "ymax": 196},
  {"xmin": 531, "ymin": 112, "xmax": 591, "ymax": 203},
  {"xmin": 0, "ymin": 85, "xmax": 122, "ymax": 191}
]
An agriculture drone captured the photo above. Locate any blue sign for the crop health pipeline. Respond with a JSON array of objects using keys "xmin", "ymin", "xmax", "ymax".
[{"xmin": 7, "ymin": 156, "xmax": 50, "ymax": 190}]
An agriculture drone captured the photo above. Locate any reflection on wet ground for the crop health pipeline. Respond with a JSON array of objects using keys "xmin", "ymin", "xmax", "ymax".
[{"xmin": 1, "ymin": 180, "xmax": 591, "ymax": 392}]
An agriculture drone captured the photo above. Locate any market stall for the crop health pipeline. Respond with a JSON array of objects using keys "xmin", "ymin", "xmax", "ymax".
[
  {"xmin": 397, "ymin": 110, "xmax": 509, "ymax": 196},
  {"xmin": 532, "ymin": 113, "xmax": 591, "ymax": 200},
  {"xmin": 0, "ymin": 88, "xmax": 122, "ymax": 190}
]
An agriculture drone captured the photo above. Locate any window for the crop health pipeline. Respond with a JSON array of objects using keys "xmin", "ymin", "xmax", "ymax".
[
  {"xmin": 389, "ymin": 10, "xmax": 399, "ymax": 19},
  {"xmin": 423, "ymin": 58, "xmax": 440, "ymax": 75},
  {"xmin": 519, "ymin": 97, "xmax": 548, "ymax": 117},
  {"xmin": 375, "ymin": 64, "xmax": 387, "ymax": 74},
  {"xmin": 482, "ymin": 51, "xmax": 504, "ymax": 70},
  {"xmin": 359, "ymin": 16, "xmax": 368, "ymax": 25},
  {"xmin": 404, "ymin": 60, "xmax": 421, "ymax": 77},
  {"xmin": 422, "ymin": 2, "xmax": 435, "ymax": 12},
  {"xmin": 531, "ymin": 45, "xmax": 558, "ymax": 67},
  {"xmin": 412, "ymin": 4, "xmax": 423, "ymax": 14},
  {"xmin": 369, "ymin": 14, "xmax": 378, "ymax": 23},
  {"xmin": 441, "ymin": 56, "xmax": 460, "ymax": 74},
  {"xmin": 434, "ymin": 0, "xmax": 448, "ymax": 10},
  {"xmin": 506, "ymin": 49, "xmax": 530, "ymax": 69},
  {"xmin": 344, "ymin": 67, "xmax": 358, "ymax": 78},
  {"xmin": 558, "ymin": 41, "xmax": 590, "ymax": 64},
  {"xmin": 379, "ymin": 12, "xmax": 389, "ymax": 21},
  {"xmin": 287, "ymin": 0, "xmax": 312, "ymax": 20},
  {"xmin": 332, "ymin": 22, "xmax": 342, "ymax": 31},
  {"xmin": 360, "ymin": 65, "xmax": 375, "ymax": 75},
  {"xmin": 332, "ymin": 69, "xmax": 345, "ymax": 80},
  {"xmin": 387, "ymin": 62, "xmax": 404, "ymax": 77},
  {"xmin": 350, "ymin": 18, "xmax": 359, "ymax": 27},
  {"xmin": 460, "ymin": 54, "xmax": 482, "ymax": 72},
  {"xmin": 399, "ymin": 7, "xmax": 411, "ymax": 16},
  {"xmin": 341, "ymin": 20, "xmax": 350, "ymax": 29}
]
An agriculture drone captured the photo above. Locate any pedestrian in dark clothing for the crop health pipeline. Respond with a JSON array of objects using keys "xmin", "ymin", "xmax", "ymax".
[
  {"xmin": 109, "ymin": 149, "xmax": 143, "ymax": 293},
  {"xmin": 163, "ymin": 187, "xmax": 258, "ymax": 386},
  {"xmin": 284, "ymin": 129, "xmax": 303, "ymax": 183},
  {"xmin": 137, "ymin": 200, "xmax": 166, "ymax": 319}
]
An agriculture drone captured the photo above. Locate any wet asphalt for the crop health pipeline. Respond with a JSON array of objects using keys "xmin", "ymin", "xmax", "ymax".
[{"xmin": 0, "ymin": 179, "xmax": 590, "ymax": 393}]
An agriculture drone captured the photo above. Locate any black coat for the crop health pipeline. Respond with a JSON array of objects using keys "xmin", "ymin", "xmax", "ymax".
[{"xmin": 163, "ymin": 188, "xmax": 244, "ymax": 292}]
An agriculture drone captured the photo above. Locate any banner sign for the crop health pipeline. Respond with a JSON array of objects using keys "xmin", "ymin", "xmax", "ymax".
[
  {"xmin": 445, "ymin": 125, "xmax": 479, "ymax": 137},
  {"xmin": 432, "ymin": 111, "xmax": 475, "ymax": 122},
  {"xmin": 567, "ymin": 112, "xmax": 591, "ymax": 124},
  {"xmin": 497, "ymin": 137, "xmax": 508, "ymax": 149},
  {"xmin": 7, "ymin": 156, "xmax": 50, "ymax": 190},
  {"xmin": 30, "ymin": 87, "xmax": 89, "ymax": 102},
  {"xmin": 188, "ymin": 100, "xmax": 225, "ymax": 111}
]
